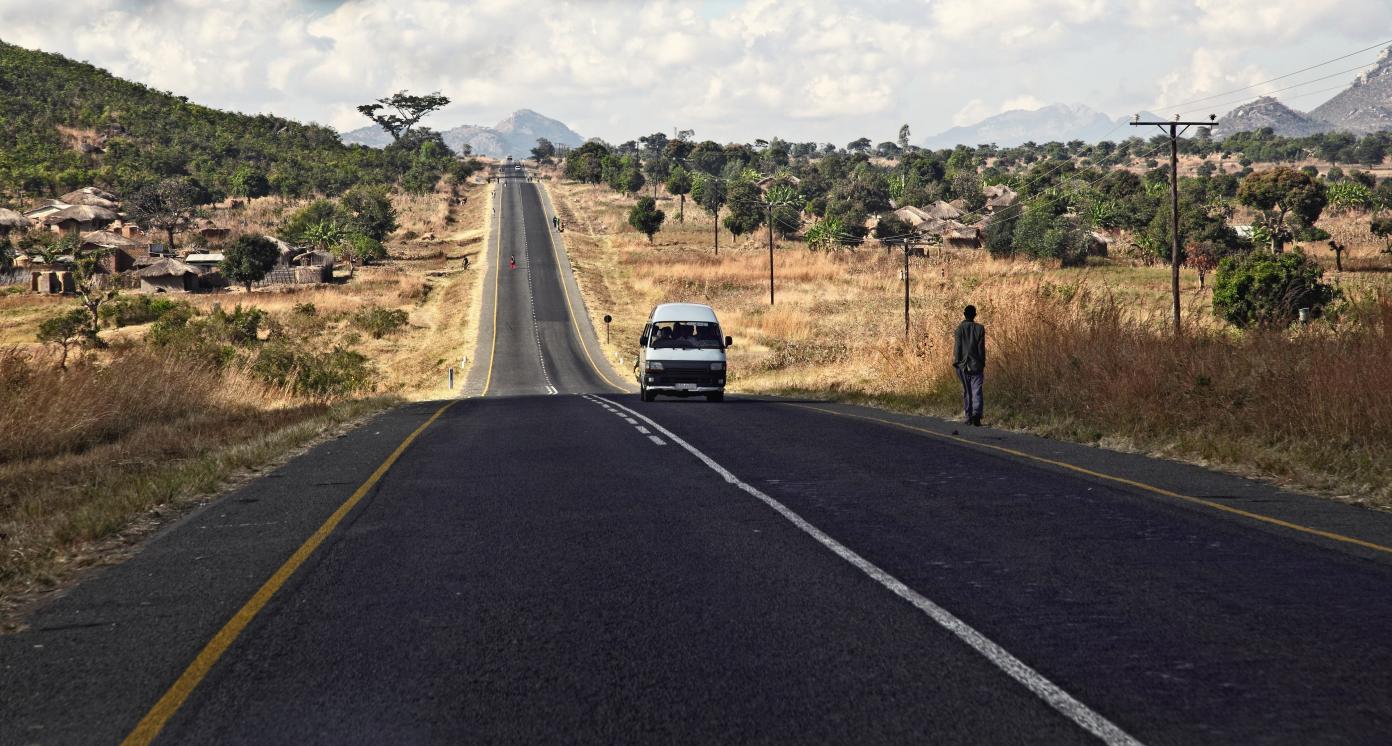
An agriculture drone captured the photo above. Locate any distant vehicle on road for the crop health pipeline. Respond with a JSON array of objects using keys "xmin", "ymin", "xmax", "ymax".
[{"xmin": 638, "ymin": 303, "xmax": 732, "ymax": 402}]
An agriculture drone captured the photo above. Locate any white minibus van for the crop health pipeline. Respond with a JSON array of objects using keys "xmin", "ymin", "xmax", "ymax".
[{"xmin": 637, "ymin": 303, "xmax": 731, "ymax": 402}]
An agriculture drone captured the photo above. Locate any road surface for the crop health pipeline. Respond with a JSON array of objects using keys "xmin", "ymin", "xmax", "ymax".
[{"xmin": 5, "ymin": 167, "xmax": 1392, "ymax": 745}]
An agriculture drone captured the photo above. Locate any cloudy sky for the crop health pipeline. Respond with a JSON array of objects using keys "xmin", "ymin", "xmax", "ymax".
[{"xmin": 1, "ymin": 0, "xmax": 1389, "ymax": 145}]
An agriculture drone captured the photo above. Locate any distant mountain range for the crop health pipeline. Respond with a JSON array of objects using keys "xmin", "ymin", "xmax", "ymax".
[
  {"xmin": 340, "ymin": 109, "xmax": 584, "ymax": 159},
  {"xmin": 924, "ymin": 46, "xmax": 1392, "ymax": 146},
  {"xmin": 921, "ymin": 104, "xmax": 1161, "ymax": 149}
]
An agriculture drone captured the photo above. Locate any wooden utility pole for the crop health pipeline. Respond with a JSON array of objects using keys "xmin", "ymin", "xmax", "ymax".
[
  {"xmin": 1130, "ymin": 115, "xmax": 1217, "ymax": 336},
  {"xmin": 767, "ymin": 204, "xmax": 776, "ymax": 305},
  {"xmin": 888, "ymin": 237, "xmax": 925, "ymax": 338}
]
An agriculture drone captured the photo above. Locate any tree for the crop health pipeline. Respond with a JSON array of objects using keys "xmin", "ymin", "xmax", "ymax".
[
  {"xmin": 302, "ymin": 221, "xmax": 348, "ymax": 253},
  {"xmin": 898, "ymin": 124, "xmax": 911, "ymax": 152},
  {"xmin": 627, "ymin": 197, "xmax": 666, "ymax": 242},
  {"xmin": 70, "ymin": 248, "xmax": 118, "ymax": 338},
  {"xmin": 665, "ymin": 166, "xmax": 692, "ymax": 223},
  {"xmin": 847, "ymin": 137, "xmax": 872, "ymax": 154},
  {"xmin": 338, "ymin": 233, "xmax": 388, "ymax": 265},
  {"xmin": 36, "ymin": 308, "xmax": 89, "ymax": 369},
  {"xmin": 1212, "ymin": 250, "xmax": 1337, "ymax": 328},
  {"xmin": 127, "ymin": 176, "xmax": 208, "ymax": 249},
  {"xmin": 339, "ymin": 185, "xmax": 397, "ymax": 240},
  {"xmin": 804, "ymin": 217, "xmax": 845, "ymax": 251},
  {"xmin": 723, "ymin": 181, "xmax": 764, "ymax": 240},
  {"xmin": 1372, "ymin": 214, "xmax": 1392, "ymax": 252},
  {"xmin": 221, "ymin": 234, "xmax": 283, "ymax": 291},
  {"xmin": 1237, "ymin": 167, "xmax": 1327, "ymax": 251},
  {"xmin": 691, "ymin": 174, "xmax": 727, "ymax": 252},
  {"xmin": 357, "ymin": 90, "xmax": 450, "ymax": 142},
  {"xmin": 229, "ymin": 165, "xmax": 270, "ymax": 198},
  {"xmin": 531, "ymin": 137, "xmax": 556, "ymax": 163}
]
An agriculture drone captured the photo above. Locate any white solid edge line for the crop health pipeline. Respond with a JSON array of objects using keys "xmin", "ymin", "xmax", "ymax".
[{"xmin": 597, "ymin": 395, "xmax": 1143, "ymax": 746}]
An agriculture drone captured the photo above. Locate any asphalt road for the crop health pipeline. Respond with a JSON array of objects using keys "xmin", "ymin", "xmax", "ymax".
[{"xmin": 5, "ymin": 167, "xmax": 1392, "ymax": 744}]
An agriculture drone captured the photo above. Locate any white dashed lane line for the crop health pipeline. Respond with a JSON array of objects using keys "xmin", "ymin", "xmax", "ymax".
[
  {"xmin": 582, "ymin": 395, "xmax": 665, "ymax": 446},
  {"xmin": 520, "ymin": 193, "xmax": 556, "ymax": 396}
]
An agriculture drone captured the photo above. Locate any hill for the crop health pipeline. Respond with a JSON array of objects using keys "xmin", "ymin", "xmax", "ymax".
[
  {"xmin": 0, "ymin": 40, "xmax": 414, "ymax": 202},
  {"xmin": 343, "ymin": 109, "xmax": 584, "ymax": 159},
  {"xmin": 921, "ymin": 104, "xmax": 1157, "ymax": 149},
  {"xmin": 1215, "ymin": 96, "xmax": 1331, "ymax": 137},
  {"xmin": 1312, "ymin": 47, "xmax": 1392, "ymax": 134}
]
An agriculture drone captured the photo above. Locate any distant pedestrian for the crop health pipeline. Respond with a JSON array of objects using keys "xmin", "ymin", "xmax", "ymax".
[
  {"xmin": 509, "ymin": 255, "xmax": 517, "ymax": 270},
  {"xmin": 552, "ymin": 215, "xmax": 559, "ymax": 230},
  {"xmin": 952, "ymin": 305, "xmax": 986, "ymax": 426},
  {"xmin": 462, "ymin": 255, "xmax": 470, "ymax": 270}
]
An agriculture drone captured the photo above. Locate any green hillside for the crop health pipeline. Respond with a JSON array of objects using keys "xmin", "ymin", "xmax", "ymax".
[{"xmin": 0, "ymin": 41, "xmax": 461, "ymax": 202}]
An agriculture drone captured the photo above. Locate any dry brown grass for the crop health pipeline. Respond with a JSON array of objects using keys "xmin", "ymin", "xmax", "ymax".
[
  {"xmin": 0, "ymin": 180, "xmax": 493, "ymax": 608},
  {"xmin": 550, "ymin": 177, "xmax": 1392, "ymax": 508},
  {"xmin": 0, "ymin": 345, "xmax": 392, "ymax": 608}
]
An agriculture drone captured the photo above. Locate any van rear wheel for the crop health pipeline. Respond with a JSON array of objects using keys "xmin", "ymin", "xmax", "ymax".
[{"xmin": 706, "ymin": 392, "xmax": 724, "ymax": 402}]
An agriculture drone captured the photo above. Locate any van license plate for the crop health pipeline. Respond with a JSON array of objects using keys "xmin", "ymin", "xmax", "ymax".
[{"xmin": 675, "ymin": 383, "xmax": 698, "ymax": 390}]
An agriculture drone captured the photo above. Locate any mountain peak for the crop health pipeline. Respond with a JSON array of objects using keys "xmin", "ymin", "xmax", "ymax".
[
  {"xmin": 1215, "ymin": 96, "xmax": 1329, "ymax": 137},
  {"xmin": 1311, "ymin": 45, "xmax": 1392, "ymax": 134},
  {"xmin": 340, "ymin": 109, "xmax": 584, "ymax": 158}
]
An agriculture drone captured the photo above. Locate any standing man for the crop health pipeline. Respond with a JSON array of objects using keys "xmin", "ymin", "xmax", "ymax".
[{"xmin": 952, "ymin": 305, "xmax": 986, "ymax": 426}]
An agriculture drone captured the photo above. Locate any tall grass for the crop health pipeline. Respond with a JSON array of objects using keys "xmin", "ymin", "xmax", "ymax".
[
  {"xmin": 553, "ymin": 178, "xmax": 1392, "ymax": 508},
  {"xmin": 866, "ymin": 289, "xmax": 1392, "ymax": 505}
]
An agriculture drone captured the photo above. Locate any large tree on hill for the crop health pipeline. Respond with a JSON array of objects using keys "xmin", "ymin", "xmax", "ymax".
[
  {"xmin": 127, "ymin": 176, "xmax": 208, "ymax": 249},
  {"xmin": 531, "ymin": 137, "xmax": 556, "ymax": 163},
  {"xmin": 1237, "ymin": 167, "xmax": 1327, "ymax": 252},
  {"xmin": 221, "ymin": 234, "xmax": 283, "ymax": 291},
  {"xmin": 691, "ymin": 174, "xmax": 727, "ymax": 253},
  {"xmin": 723, "ymin": 181, "xmax": 765, "ymax": 241},
  {"xmin": 847, "ymin": 137, "xmax": 872, "ymax": 154},
  {"xmin": 665, "ymin": 166, "xmax": 692, "ymax": 223},
  {"xmin": 357, "ymin": 90, "xmax": 450, "ymax": 142}
]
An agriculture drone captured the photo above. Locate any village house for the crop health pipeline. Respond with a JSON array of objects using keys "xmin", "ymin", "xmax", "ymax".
[
  {"xmin": 80, "ymin": 230, "xmax": 150, "ymax": 273},
  {"xmin": 135, "ymin": 258, "xmax": 201, "ymax": 293},
  {"xmin": 22, "ymin": 200, "xmax": 69, "ymax": 223},
  {"xmin": 59, "ymin": 187, "xmax": 120, "ymax": 210},
  {"xmin": 984, "ymin": 184, "xmax": 1019, "ymax": 211},
  {"xmin": 0, "ymin": 208, "xmax": 28, "ymax": 236},
  {"xmin": 44, "ymin": 205, "xmax": 118, "ymax": 235}
]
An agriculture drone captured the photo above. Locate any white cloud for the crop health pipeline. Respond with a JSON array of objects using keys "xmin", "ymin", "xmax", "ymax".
[{"xmin": 0, "ymin": 0, "xmax": 1386, "ymax": 144}]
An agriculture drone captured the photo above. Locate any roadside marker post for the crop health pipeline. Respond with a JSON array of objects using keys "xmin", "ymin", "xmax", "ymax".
[
  {"xmin": 448, "ymin": 367, "xmax": 454, "ymax": 389},
  {"xmin": 603, "ymin": 314, "xmax": 612, "ymax": 344}
]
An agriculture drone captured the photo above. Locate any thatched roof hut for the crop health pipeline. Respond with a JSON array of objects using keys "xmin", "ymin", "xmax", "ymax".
[
  {"xmin": 924, "ymin": 200, "xmax": 963, "ymax": 220},
  {"xmin": 0, "ymin": 208, "xmax": 28, "ymax": 234},
  {"xmin": 43, "ymin": 204, "xmax": 118, "ymax": 227},
  {"xmin": 984, "ymin": 184, "xmax": 1019, "ymax": 211},
  {"xmin": 135, "ymin": 258, "xmax": 200, "ymax": 293},
  {"xmin": 79, "ymin": 230, "xmax": 140, "ymax": 251},
  {"xmin": 60, "ymin": 187, "xmax": 120, "ymax": 209}
]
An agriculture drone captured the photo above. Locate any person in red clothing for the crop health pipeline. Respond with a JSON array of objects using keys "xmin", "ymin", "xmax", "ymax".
[{"xmin": 509, "ymin": 255, "xmax": 516, "ymax": 270}]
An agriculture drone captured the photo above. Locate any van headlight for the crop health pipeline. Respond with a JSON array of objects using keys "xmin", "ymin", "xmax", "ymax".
[
  {"xmin": 710, "ymin": 362, "xmax": 724, "ymax": 371},
  {"xmin": 646, "ymin": 361, "xmax": 664, "ymax": 371}
]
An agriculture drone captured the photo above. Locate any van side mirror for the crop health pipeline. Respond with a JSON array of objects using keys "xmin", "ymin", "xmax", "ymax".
[
  {"xmin": 639, "ymin": 334, "xmax": 648, "ymax": 346},
  {"xmin": 724, "ymin": 335, "xmax": 733, "ymax": 347}
]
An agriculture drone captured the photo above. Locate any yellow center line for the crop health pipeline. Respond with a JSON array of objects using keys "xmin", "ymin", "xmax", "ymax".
[
  {"xmin": 482, "ymin": 181, "xmax": 503, "ymax": 397},
  {"xmin": 790, "ymin": 403, "xmax": 1392, "ymax": 557},
  {"xmin": 540, "ymin": 183, "xmax": 630, "ymax": 393},
  {"xmin": 122, "ymin": 400, "xmax": 457, "ymax": 746}
]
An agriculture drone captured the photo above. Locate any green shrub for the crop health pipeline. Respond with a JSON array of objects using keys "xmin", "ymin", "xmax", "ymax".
[
  {"xmin": 292, "ymin": 302, "xmax": 317, "ymax": 316},
  {"xmin": 98, "ymin": 295, "xmax": 190, "ymax": 328},
  {"xmin": 252, "ymin": 342, "xmax": 374, "ymax": 397},
  {"xmin": 351, "ymin": 306, "xmax": 409, "ymax": 339},
  {"xmin": 1212, "ymin": 250, "xmax": 1338, "ymax": 328}
]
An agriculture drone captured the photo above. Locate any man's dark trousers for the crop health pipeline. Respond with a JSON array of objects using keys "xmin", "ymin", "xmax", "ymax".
[{"xmin": 958, "ymin": 366, "xmax": 983, "ymax": 422}]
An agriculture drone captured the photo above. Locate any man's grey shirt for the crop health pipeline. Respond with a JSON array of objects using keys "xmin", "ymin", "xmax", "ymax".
[{"xmin": 953, "ymin": 320, "xmax": 986, "ymax": 373}]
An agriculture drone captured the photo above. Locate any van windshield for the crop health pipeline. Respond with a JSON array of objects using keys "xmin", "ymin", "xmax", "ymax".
[{"xmin": 649, "ymin": 320, "xmax": 724, "ymax": 349}]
